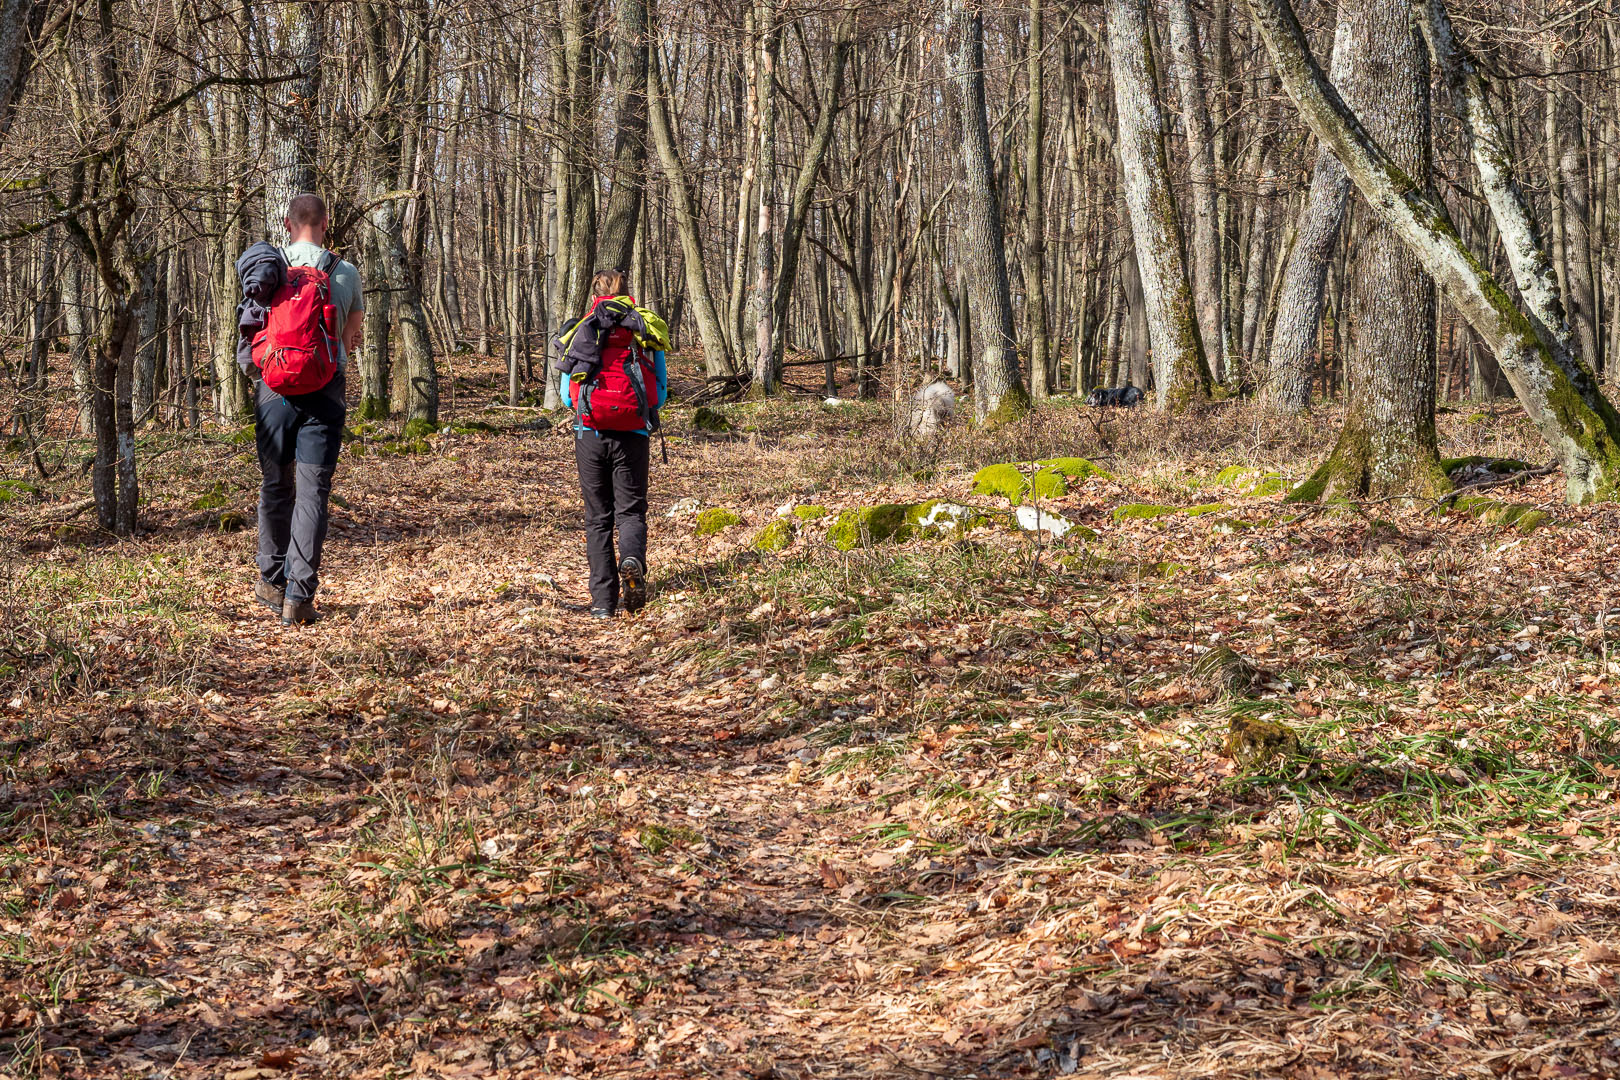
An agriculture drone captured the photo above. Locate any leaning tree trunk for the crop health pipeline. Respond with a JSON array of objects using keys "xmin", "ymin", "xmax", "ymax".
[
  {"xmin": 1268, "ymin": 17, "xmax": 1352, "ymax": 412},
  {"xmin": 1248, "ymin": 0, "xmax": 1620, "ymax": 503},
  {"xmin": 1106, "ymin": 0, "xmax": 1212, "ymax": 411},
  {"xmin": 1292, "ymin": 0, "xmax": 1445, "ymax": 501},
  {"xmin": 1165, "ymin": 0, "xmax": 1224, "ymax": 383},
  {"xmin": 648, "ymin": 38, "xmax": 734, "ymax": 377},
  {"xmin": 947, "ymin": 0, "xmax": 1029, "ymax": 423},
  {"xmin": 597, "ymin": 0, "xmax": 649, "ymax": 273},
  {"xmin": 264, "ymin": 0, "xmax": 322, "ymax": 239}
]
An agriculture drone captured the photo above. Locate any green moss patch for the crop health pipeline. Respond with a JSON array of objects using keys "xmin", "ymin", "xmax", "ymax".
[
  {"xmin": 824, "ymin": 501, "xmax": 984, "ymax": 551},
  {"xmin": 1442, "ymin": 494, "xmax": 1552, "ymax": 534},
  {"xmin": 972, "ymin": 463, "xmax": 1029, "ymax": 502},
  {"xmin": 1441, "ymin": 455, "xmax": 1533, "ymax": 476},
  {"xmin": 1216, "ymin": 465, "xmax": 1286, "ymax": 497},
  {"xmin": 0, "ymin": 478, "xmax": 42, "ymax": 504},
  {"xmin": 1112, "ymin": 503, "xmax": 1179, "ymax": 522},
  {"xmin": 827, "ymin": 504, "xmax": 910, "ymax": 550},
  {"xmin": 1038, "ymin": 456, "xmax": 1113, "ymax": 481},
  {"xmin": 695, "ymin": 508, "xmax": 744, "ymax": 537},
  {"xmin": 753, "ymin": 519, "xmax": 795, "ymax": 553},
  {"xmin": 974, "ymin": 457, "xmax": 1111, "ymax": 505}
]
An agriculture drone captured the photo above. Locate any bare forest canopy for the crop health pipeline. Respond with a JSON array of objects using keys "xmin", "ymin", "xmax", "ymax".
[{"xmin": 6, "ymin": 0, "xmax": 1620, "ymax": 520}]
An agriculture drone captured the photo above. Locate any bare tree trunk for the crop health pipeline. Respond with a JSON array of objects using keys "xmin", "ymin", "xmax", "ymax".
[
  {"xmin": 770, "ymin": 15, "xmax": 852, "ymax": 372},
  {"xmin": 1268, "ymin": 19, "xmax": 1352, "ymax": 412},
  {"xmin": 948, "ymin": 0, "xmax": 1029, "ymax": 422},
  {"xmin": 1291, "ymin": 0, "xmax": 1443, "ymax": 500},
  {"xmin": 264, "ymin": 0, "xmax": 322, "ymax": 239},
  {"xmin": 598, "ymin": 0, "xmax": 649, "ymax": 272},
  {"xmin": 1107, "ymin": 0, "xmax": 1212, "ymax": 411},
  {"xmin": 750, "ymin": 0, "xmax": 780, "ymax": 395},
  {"xmin": 1165, "ymin": 0, "xmax": 1224, "ymax": 383},
  {"xmin": 1024, "ymin": 0, "xmax": 1049, "ymax": 399}
]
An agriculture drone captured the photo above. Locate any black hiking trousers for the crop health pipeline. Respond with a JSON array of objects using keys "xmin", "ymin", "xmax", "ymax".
[
  {"xmin": 574, "ymin": 428, "xmax": 649, "ymax": 611},
  {"xmin": 255, "ymin": 373, "xmax": 345, "ymax": 604}
]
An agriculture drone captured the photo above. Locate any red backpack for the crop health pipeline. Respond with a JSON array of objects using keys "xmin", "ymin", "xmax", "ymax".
[
  {"xmin": 252, "ymin": 250, "xmax": 339, "ymax": 396},
  {"xmin": 566, "ymin": 296, "xmax": 659, "ymax": 432}
]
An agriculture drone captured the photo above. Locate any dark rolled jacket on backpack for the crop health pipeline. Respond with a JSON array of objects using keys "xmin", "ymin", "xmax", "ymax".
[
  {"xmin": 555, "ymin": 295, "xmax": 669, "ymax": 435},
  {"xmin": 235, "ymin": 241, "xmax": 288, "ymax": 376}
]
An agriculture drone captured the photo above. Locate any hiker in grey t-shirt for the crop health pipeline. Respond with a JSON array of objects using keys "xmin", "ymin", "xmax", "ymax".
[{"xmin": 239, "ymin": 193, "xmax": 365, "ymax": 625}]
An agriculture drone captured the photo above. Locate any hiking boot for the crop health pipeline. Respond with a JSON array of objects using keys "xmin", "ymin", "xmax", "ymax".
[
  {"xmin": 619, "ymin": 557, "xmax": 647, "ymax": 614},
  {"xmin": 282, "ymin": 598, "xmax": 321, "ymax": 626},
  {"xmin": 254, "ymin": 578, "xmax": 285, "ymax": 614},
  {"xmin": 590, "ymin": 606, "xmax": 616, "ymax": 620}
]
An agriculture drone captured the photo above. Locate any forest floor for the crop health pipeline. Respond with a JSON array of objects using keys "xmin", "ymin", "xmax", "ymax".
[{"xmin": 1, "ymin": 357, "xmax": 1619, "ymax": 1079}]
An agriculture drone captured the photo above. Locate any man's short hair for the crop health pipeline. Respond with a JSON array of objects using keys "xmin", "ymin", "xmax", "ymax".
[
  {"xmin": 591, "ymin": 269, "xmax": 626, "ymax": 297},
  {"xmin": 286, "ymin": 194, "xmax": 327, "ymax": 229}
]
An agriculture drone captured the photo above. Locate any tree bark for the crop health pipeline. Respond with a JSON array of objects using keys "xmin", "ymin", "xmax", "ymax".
[
  {"xmin": 769, "ymin": 15, "xmax": 852, "ymax": 372},
  {"xmin": 1292, "ymin": 0, "xmax": 1444, "ymax": 500},
  {"xmin": 264, "ymin": 1, "xmax": 322, "ymax": 239},
  {"xmin": 1164, "ymin": 0, "xmax": 1224, "ymax": 383},
  {"xmin": 947, "ymin": 0, "xmax": 1028, "ymax": 422},
  {"xmin": 1249, "ymin": 0, "xmax": 1620, "ymax": 503},
  {"xmin": 1106, "ymin": 0, "xmax": 1212, "ymax": 411},
  {"xmin": 648, "ymin": 35, "xmax": 734, "ymax": 377},
  {"xmin": 1268, "ymin": 18, "xmax": 1352, "ymax": 412},
  {"xmin": 598, "ymin": 0, "xmax": 650, "ymax": 272},
  {"xmin": 1024, "ymin": 0, "xmax": 1049, "ymax": 398}
]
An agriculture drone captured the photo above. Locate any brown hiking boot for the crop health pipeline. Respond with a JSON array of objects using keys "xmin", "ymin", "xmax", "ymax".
[
  {"xmin": 282, "ymin": 599, "xmax": 321, "ymax": 626},
  {"xmin": 254, "ymin": 578, "xmax": 285, "ymax": 613}
]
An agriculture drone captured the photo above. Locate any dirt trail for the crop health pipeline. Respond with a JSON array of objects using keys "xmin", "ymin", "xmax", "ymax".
[{"xmin": 5, "ymin": 401, "xmax": 1619, "ymax": 1078}]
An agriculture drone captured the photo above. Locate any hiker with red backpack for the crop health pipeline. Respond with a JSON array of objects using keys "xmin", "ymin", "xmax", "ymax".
[
  {"xmin": 235, "ymin": 194, "xmax": 365, "ymax": 626},
  {"xmin": 555, "ymin": 269, "xmax": 669, "ymax": 618}
]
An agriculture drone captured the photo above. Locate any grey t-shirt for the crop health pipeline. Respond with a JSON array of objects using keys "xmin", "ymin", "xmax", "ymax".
[{"xmin": 283, "ymin": 241, "xmax": 364, "ymax": 371}]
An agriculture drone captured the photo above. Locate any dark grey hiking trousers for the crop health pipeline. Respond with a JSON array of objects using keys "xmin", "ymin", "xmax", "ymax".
[
  {"xmin": 574, "ymin": 428, "xmax": 649, "ymax": 610},
  {"xmin": 255, "ymin": 373, "xmax": 345, "ymax": 604}
]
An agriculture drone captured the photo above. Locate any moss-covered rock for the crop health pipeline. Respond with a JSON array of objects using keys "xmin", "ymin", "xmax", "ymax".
[
  {"xmin": 695, "ymin": 508, "xmax": 744, "ymax": 537},
  {"xmin": 1224, "ymin": 715, "xmax": 1301, "ymax": 769},
  {"xmin": 1038, "ymin": 456, "xmax": 1113, "ymax": 481},
  {"xmin": 1030, "ymin": 469, "xmax": 1069, "ymax": 499},
  {"xmin": 827, "ymin": 504, "xmax": 910, "ymax": 550},
  {"xmin": 692, "ymin": 406, "xmax": 732, "ymax": 433},
  {"xmin": 753, "ymin": 518, "xmax": 795, "ymax": 553},
  {"xmin": 792, "ymin": 504, "xmax": 828, "ymax": 521},
  {"xmin": 1441, "ymin": 455, "xmax": 1532, "ymax": 476},
  {"xmin": 1112, "ymin": 503, "xmax": 1179, "ymax": 522},
  {"xmin": 972, "ymin": 463, "xmax": 1029, "ymax": 502}
]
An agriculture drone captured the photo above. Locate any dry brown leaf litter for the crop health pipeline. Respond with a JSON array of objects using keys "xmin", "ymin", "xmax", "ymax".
[{"xmin": 0, "ymin": 364, "xmax": 1616, "ymax": 1078}]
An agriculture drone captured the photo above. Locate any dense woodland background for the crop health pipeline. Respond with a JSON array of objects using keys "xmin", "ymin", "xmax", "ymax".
[{"xmin": 2, "ymin": 0, "xmax": 1620, "ymax": 514}]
